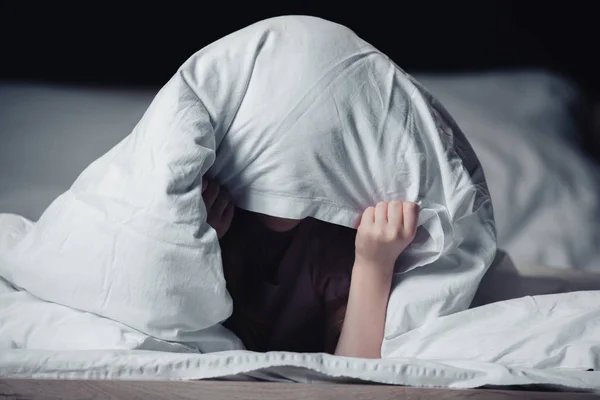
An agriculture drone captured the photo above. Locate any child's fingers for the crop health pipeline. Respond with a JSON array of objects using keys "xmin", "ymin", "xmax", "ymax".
[
  {"xmin": 387, "ymin": 201, "xmax": 403, "ymax": 230},
  {"xmin": 402, "ymin": 202, "xmax": 419, "ymax": 236},
  {"xmin": 375, "ymin": 202, "xmax": 388, "ymax": 225},
  {"xmin": 361, "ymin": 206, "xmax": 375, "ymax": 226}
]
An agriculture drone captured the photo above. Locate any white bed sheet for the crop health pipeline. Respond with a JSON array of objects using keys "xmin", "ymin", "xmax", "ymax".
[
  {"xmin": 1, "ymin": 71, "xmax": 600, "ymax": 391},
  {"xmin": 1, "ymin": 346, "xmax": 599, "ymax": 391}
]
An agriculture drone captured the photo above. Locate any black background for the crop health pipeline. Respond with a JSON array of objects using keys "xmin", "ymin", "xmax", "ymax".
[{"xmin": 1, "ymin": 2, "xmax": 598, "ymax": 96}]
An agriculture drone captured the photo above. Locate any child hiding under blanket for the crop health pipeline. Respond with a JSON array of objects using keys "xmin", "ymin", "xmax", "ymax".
[{"xmin": 201, "ymin": 177, "xmax": 419, "ymax": 359}]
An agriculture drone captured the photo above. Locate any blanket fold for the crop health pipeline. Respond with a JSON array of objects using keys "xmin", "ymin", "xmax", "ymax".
[{"xmin": 0, "ymin": 16, "xmax": 496, "ymax": 350}]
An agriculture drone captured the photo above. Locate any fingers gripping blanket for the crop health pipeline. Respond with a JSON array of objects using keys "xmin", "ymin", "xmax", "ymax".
[{"xmin": 0, "ymin": 16, "xmax": 496, "ymax": 352}]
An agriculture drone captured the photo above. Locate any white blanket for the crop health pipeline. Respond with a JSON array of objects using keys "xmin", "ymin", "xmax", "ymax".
[
  {"xmin": 2, "ymin": 251, "xmax": 600, "ymax": 390},
  {"xmin": 1, "ymin": 16, "xmax": 600, "ymax": 391},
  {"xmin": 0, "ymin": 16, "xmax": 494, "ymax": 342},
  {"xmin": 417, "ymin": 72, "xmax": 600, "ymax": 270}
]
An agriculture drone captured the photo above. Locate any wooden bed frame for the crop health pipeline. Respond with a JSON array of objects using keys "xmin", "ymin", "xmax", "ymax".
[{"xmin": 1, "ymin": 379, "xmax": 599, "ymax": 400}]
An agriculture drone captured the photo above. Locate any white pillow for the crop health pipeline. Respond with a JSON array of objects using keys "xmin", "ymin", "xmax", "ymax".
[
  {"xmin": 415, "ymin": 72, "xmax": 600, "ymax": 270},
  {"xmin": 0, "ymin": 16, "xmax": 495, "ymax": 348}
]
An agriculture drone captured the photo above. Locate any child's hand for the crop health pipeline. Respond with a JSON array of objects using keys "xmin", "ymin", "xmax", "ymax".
[
  {"xmin": 337, "ymin": 202, "xmax": 420, "ymax": 358},
  {"xmin": 202, "ymin": 177, "xmax": 235, "ymax": 239},
  {"xmin": 355, "ymin": 201, "xmax": 419, "ymax": 274}
]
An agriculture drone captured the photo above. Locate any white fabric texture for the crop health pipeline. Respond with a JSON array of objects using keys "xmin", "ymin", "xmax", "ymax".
[
  {"xmin": 3, "ymin": 17, "xmax": 600, "ymax": 392},
  {"xmin": 1, "ymin": 72, "xmax": 597, "ymax": 271},
  {"xmin": 417, "ymin": 72, "xmax": 600, "ymax": 270},
  {"xmin": 2, "ymin": 253, "xmax": 600, "ymax": 390},
  {"xmin": 0, "ymin": 15, "xmax": 495, "ymax": 344},
  {"xmin": 2, "ymin": 248, "xmax": 600, "ymax": 391},
  {"xmin": 0, "ymin": 214, "xmax": 244, "ymax": 353},
  {"xmin": 1, "ymin": 346, "xmax": 599, "ymax": 390}
]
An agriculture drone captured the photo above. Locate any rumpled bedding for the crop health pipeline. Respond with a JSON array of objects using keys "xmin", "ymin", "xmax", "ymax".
[
  {"xmin": 1, "ymin": 16, "xmax": 599, "ymax": 391},
  {"xmin": 0, "ymin": 15, "xmax": 495, "ymax": 343}
]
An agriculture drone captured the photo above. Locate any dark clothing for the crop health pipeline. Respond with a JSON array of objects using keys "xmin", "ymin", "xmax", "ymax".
[{"xmin": 221, "ymin": 209, "xmax": 355, "ymax": 353}]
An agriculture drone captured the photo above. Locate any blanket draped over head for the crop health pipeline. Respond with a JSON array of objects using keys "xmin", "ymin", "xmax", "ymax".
[{"xmin": 0, "ymin": 16, "xmax": 496, "ymax": 354}]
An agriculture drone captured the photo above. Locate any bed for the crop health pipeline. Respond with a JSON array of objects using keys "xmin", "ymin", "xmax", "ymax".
[{"xmin": 1, "ymin": 69, "xmax": 600, "ymax": 399}]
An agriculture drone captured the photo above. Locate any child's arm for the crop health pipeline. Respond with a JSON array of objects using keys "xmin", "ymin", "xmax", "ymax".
[{"xmin": 334, "ymin": 201, "xmax": 419, "ymax": 359}]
